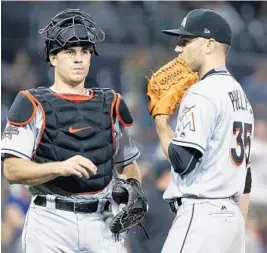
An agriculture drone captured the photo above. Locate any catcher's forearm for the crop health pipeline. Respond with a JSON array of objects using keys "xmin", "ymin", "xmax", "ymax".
[
  {"xmin": 155, "ymin": 115, "xmax": 174, "ymax": 161},
  {"xmin": 117, "ymin": 161, "xmax": 141, "ymax": 182},
  {"xmin": 3, "ymin": 157, "xmax": 59, "ymax": 185}
]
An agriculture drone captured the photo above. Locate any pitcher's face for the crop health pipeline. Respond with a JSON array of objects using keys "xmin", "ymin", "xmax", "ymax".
[{"xmin": 175, "ymin": 36, "xmax": 205, "ymax": 72}]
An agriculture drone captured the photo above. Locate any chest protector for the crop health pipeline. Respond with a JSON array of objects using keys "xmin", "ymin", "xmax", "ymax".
[{"xmin": 22, "ymin": 87, "xmax": 119, "ymax": 193}]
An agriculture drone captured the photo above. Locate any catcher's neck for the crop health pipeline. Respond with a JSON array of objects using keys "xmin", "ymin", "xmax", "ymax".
[
  {"xmin": 198, "ymin": 58, "xmax": 226, "ymax": 80},
  {"xmin": 54, "ymin": 73, "xmax": 86, "ymax": 95}
]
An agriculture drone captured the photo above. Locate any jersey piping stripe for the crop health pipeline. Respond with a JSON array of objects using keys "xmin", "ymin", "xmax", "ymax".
[
  {"xmin": 172, "ymin": 140, "xmax": 205, "ymax": 153},
  {"xmin": 25, "ymin": 91, "xmax": 46, "ymax": 158},
  {"xmin": 110, "ymin": 90, "xmax": 117, "ymax": 150},
  {"xmin": 23, "ymin": 210, "xmax": 30, "ymax": 252},
  {"xmin": 1, "ymin": 149, "xmax": 31, "ymax": 159},
  {"xmin": 115, "ymin": 151, "xmax": 140, "ymax": 165},
  {"xmin": 209, "ymin": 73, "xmax": 231, "ymax": 76},
  {"xmin": 201, "ymin": 69, "xmax": 230, "ymax": 80},
  {"xmin": 205, "ymin": 73, "xmax": 232, "ymax": 78},
  {"xmin": 180, "ymin": 204, "xmax": 195, "ymax": 253},
  {"xmin": 179, "ymin": 150, "xmax": 196, "ymax": 176}
]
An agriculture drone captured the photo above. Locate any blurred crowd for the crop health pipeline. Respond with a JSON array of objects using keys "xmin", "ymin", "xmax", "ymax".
[{"xmin": 1, "ymin": 1, "xmax": 267, "ymax": 253}]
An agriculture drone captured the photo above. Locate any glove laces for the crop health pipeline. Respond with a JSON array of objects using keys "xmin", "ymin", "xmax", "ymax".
[{"xmin": 113, "ymin": 223, "xmax": 150, "ymax": 242}]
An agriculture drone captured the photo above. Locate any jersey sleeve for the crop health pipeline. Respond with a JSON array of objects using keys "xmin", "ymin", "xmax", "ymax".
[
  {"xmin": 1, "ymin": 121, "xmax": 36, "ymax": 159},
  {"xmin": 114, "ymin": 125, "xmax": 140, "ymax": 167},
  {"xmin": 172, "ymin": 92, "xmax": 218, "ymax": 155}
]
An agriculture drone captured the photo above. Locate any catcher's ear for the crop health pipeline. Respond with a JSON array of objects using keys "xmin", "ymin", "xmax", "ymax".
[{"xmin": 49, "ymin": 54, "xmax": 57, "ymax": 67}]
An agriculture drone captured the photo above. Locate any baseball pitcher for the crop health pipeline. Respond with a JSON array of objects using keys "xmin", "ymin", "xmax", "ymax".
[
  {"xmin": 2, "ymin": 9, "xmax": 148, "ymax": 253},
  {"xmin": 147, "ymin": 9, "xmax": 254, "ymax": 253}
]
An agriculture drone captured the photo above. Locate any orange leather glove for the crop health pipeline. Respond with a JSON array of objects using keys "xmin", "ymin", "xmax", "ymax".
[{"xmin": 147, "ymin": 58, "xmax": 198, "ymax": 118}]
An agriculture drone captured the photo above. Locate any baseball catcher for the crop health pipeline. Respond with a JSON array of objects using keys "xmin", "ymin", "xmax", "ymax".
[
  {"xmin": 147, "ymin": 58, "xmax": 199, "ymax": 118},
  {"xmin": 109, "ymin": 178, "xmax": 148, "ymax": 239},
  {"xmin": 2, "ymin": 8, "xmax": 146, "ymax": 253}
]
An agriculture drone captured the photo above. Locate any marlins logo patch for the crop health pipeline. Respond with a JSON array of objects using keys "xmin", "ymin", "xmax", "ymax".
[
  {"xmin": 2, "ymin": 125, "xmax": 20, "ymax": 140},
  {"xmin": 178, "ymin": 105, "xmax": 196, "ymax": 132}
]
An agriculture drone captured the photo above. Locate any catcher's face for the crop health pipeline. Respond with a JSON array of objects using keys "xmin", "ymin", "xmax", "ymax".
[
  {"xmin": 175, "ymin": 36, "xmax": 205, "ymax": 72},
  {"xmin": 50, "ymin": 46, "xmax": 92, "ymax": 86}
]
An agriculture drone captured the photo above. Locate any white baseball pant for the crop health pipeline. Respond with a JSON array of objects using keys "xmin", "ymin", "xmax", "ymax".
[
  {"xmin": 162, "ymin": 198, "xmax": 245, "ymax": 253},
  {"xmin": 22, "ymin": 198, "xmax": 127, "ymax": 253}
]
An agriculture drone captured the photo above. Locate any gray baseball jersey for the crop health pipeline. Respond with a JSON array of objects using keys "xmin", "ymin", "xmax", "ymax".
[
  {"xmin": 164, "ymin": 68, "xmax": 254, "ymax": 201},
  {"xmin": 161, "ymin": 68, "xmax": 253, "ymax": 253}
]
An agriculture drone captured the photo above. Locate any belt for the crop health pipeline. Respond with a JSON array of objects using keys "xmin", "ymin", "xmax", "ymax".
[
  {"xmin": 169, "ymin": 198, "xmax": 182, "ymax": 214},
  {"xmin": 34, "ymin": 196, "xmax": 110, "ymax": 213}
]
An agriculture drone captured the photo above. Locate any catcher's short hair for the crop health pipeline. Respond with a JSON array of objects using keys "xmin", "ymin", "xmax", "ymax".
[{"xmin": 39, "ymin": 8, "xmax": 105, "ymax": 62}]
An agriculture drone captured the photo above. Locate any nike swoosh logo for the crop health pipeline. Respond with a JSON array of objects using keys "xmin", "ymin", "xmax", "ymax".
[{"xmin": 69, "ymin": 125, "xmax": 93, "ymax": 133}]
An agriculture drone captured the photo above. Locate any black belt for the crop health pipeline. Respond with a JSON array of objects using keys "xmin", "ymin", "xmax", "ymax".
[
  {"xmin": 169, "ymin": 198, "xmax": 182, "ymax": 214},
  {"xmin": 34, "ymin": 196, "xmax": 110, "ymax": 213}
]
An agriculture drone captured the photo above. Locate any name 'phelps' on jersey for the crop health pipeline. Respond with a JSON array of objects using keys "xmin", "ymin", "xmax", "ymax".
[{"xmin": 163, "ymin": 69, "xmax": 254, "ymax": 201}]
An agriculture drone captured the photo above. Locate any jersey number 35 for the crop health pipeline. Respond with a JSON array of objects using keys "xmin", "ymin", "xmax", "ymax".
[{"xmin": 231, "ymin": 121, "xmax": 252, "ymax": 168}]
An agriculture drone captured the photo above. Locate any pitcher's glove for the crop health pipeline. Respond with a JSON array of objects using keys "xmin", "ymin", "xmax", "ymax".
[
  {"xmin": 110, "ymin": 178, "xmax": 148, "ymax": 236},
  {"xmin": 147, "ymin": 58, "xmax": 199, "ymax": 118}
]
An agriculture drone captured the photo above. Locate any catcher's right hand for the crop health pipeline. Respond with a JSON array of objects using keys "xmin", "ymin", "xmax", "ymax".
[{"xmin": 147, "ymin": 58, "xmax": 198, "ymax": 118}]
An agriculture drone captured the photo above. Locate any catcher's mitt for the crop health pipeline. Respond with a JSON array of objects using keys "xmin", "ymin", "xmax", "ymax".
[
  {"xmin": 109, "ymin": 178, "xmax": 148, "ymax": 237},
  {"xmin": 147, "ymin": 58, "xmax": 199, "ymax": 118}
]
